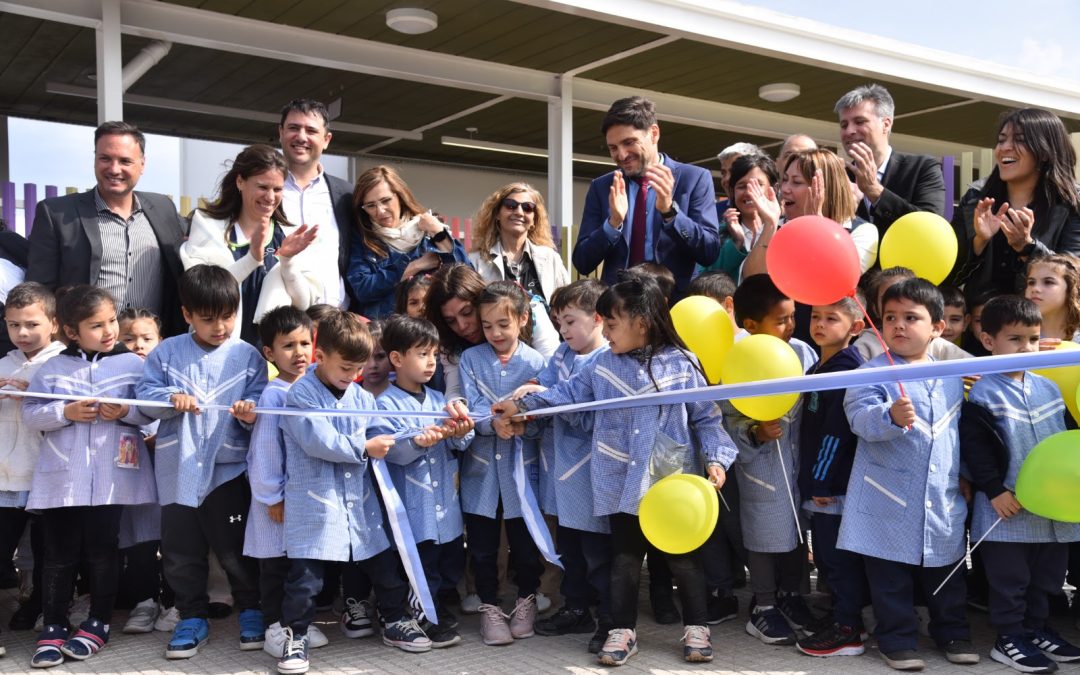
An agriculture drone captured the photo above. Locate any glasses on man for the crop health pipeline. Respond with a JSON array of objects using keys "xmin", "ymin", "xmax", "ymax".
[
  {"xmin": 500, "ymin": 198, "xmax": 537, "ymax": 214},
  {"xmin": 362, "ymin": 195, "xmax": 395, "ymax": 212}
]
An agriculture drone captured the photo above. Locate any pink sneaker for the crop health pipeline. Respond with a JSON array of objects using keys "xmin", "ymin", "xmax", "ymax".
[
  {"xmin": 478, "ymin": 604, "xmax": 512, "ymax": 646},
  {"xmin": 509, "ymin": 595, "xmax": 536, "ymax": 639}
]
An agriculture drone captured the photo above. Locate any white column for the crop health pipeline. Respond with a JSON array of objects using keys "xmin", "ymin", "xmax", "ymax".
[
  {"xmin": 547, "ymin": 75, "xmax": 574, "ymax": 273},
  {"xmin": 95, "ymin": 0, "xmax": 123, "ymax": 122}
]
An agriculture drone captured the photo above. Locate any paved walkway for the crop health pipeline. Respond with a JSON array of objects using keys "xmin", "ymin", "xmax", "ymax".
[{"xmin": 3, "ymin": 584, "xmax": 1075, "ymax": 674}]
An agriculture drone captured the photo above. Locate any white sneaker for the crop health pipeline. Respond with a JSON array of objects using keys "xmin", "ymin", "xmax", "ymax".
[
  {"xmin": 69, "ymin": 593, "xmax": 90, "ymax": 627},
  {"xmin": 308, "ymin": 624, "xmax": 328, "ymax": 649},
  {"xmin": 154, "ymin": 606, "xmax": 181, "ymax": 632},
  {"xmin": 123, "ymin": 598, "xmax": 160, "ymax": 634},
  {"xmin": 536, "ymin": 592, "xmax": 551, "ymax": 613},
  {"xmin": 461, "ymin": 594, "xmax": 482, "ymax": 615},
  {"xmin": 264, "ymin": 622, "xmax": 287, "ymax": 658},
  {"xmin": 34, "ymin": 613, "xmax": 44, "ymax": 632}
]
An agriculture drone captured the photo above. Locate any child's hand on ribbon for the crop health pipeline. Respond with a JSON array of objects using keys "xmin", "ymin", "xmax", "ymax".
[
  {"xmin": 365, "ymin": 434, "xmax": 395, "ymax": 459},
  {"xmin": 230, "ymin": 399, "xmax": 256, "ymax": 424},
  {"xmin": 491, "ymin": 400, "xmax": 524, "ymax": 439},
  {"xmin": 98, "ymin": 402, "xmax": 129, "ymax": 421},
  {"xmin": 413, "ymin": 425, "xmax": 446, "ymax": 448},
  {"xmin": 64, "ymin": 398, "xmax": 99, "ymax": 422},
  {"xmin": 171, "ymin": 393, "xmax": 200, "ymax": 414},
  {"xmin": 511, "ymin": 383, "xmax": 545, "ymax": 400}
]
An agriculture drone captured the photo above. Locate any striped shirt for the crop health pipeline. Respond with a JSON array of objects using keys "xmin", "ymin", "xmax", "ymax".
[{"xmin": 93, "ymin": 190, "xmax": 163, "ymax": 313}]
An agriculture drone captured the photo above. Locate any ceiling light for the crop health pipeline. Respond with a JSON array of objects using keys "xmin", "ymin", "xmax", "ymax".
[
  {"xmin": 386, "ymin": 8, "xmax": 438, "ymax": 35},
  {"xmin": 440, "ymin": 136, "xmax": 611, "ymax": 166},
  {"xmin": 758, "ymin": 83, "xmax": 801, "ymax": 103}
]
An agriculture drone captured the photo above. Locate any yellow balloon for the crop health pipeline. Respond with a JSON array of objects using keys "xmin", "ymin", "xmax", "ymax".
[
  {"xmin": 879, "ymin": 211, "xmax": 958, "ymax": 284},
  {"xmin": 1033, "ymin": 340, "xmax": 1080, "ymax": 424},
  {"xmin": 639, "ymin": 474, "xmax": 719, "ymax": 554},
  {"xmin": 720, "ymin": 334, "xmax": 804, "ymax": 420},
  {"xmin": 671, "ymin": 295, "xmax": 735, "ymax": 384}
]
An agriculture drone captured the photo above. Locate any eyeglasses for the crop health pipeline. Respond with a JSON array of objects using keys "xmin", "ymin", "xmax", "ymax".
[
  {"xmin": 500, "ymin": 198, "xmax": 537, "ymax": 214},
  {"xmin": 361, "ymin": 195, "xmax": 395, "ymax": 212}
]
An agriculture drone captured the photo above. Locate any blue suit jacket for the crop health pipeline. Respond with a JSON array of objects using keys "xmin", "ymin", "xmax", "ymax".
[{"xmin": 572, "ymin": 155, "xmax": 720, "ymax": 294}]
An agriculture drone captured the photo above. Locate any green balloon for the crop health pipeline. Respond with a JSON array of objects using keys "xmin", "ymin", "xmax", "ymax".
[{"xmin": 1015, "ymin": 429, "xmax": 1080, "ymax": 523}]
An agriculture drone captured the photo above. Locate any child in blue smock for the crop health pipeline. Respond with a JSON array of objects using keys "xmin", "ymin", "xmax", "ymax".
[
  {"xmin": 960, "ymin": 295, "xmax": 1080, "ymax": 673},
  {"xmin": 371, "ymin": 314, "xmax": 475, "ymax": 648},
  {"xmin": 495, "ymin": 272, "xmax": 738, "ymax": 668},
  {"xmin": 841, "ymin": 279, "xmax": 976, "ymax": 670}
]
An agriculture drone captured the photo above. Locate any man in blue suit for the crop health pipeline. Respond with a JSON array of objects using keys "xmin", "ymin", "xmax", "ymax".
[{"xmin": 572, "ymin": 97, "xmax": 720, "ymax": 296}]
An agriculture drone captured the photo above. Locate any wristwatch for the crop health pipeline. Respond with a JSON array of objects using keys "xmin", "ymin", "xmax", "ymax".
[
  {"xmin": 660, "ymin": 203, "xmax": 679, "ymax": 221},
  {"xmin": 431, "ymin": 228, "xmax": 451, "ymax": 244}
]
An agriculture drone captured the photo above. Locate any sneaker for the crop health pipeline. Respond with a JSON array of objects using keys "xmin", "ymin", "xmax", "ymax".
[
  {"xmin": 745, "ymin": 605, "xmax": 796, "ymax": 645},
  {"xmin": 34, "ymin": 613, "xmax": 43, "ymax": 632},
  {"xmin": 238, "ymin": 608, "xmax": 264, "ymax": 650},
  {"xmin": 536, "ymin": 592, "xmax": 551, "ymax": 613},
  {"xmin": 277, "ymin": 628, "xmax": 309, "ymax": 675},
  {"xmin": 438, "ymin": 606, "xmax": 459, "ymax": 630},
  {"xmin": 535, "ymin": 606, "xmax": 595, "ymax": 636},
  {"xmin": 460, "ymin": 593, "xmax": 482, "ymax": 614},
  {"xmin": 122, "ymin": 599, "xmax": 159, "ymax": 634},
  {"xmin": 797, "ymin": 622, "xmax": 865, "ymax": 657},
  {"xmin": 682, "ymin": 624, "xmax": 713, "ymax": 662},
  {"xmin": 59, "ymin": 618, "xmax": 108, "ymax": 660},
  {"xmin": 31, "ymin": 624, "xmax": 67, "ymax": 669},
  {"xmin": 706, "ymin": 592, "xmax": 738, "ymax": 625},
  {"xmin": 424, "ymin": 622, "xmax": 462, "ymax": 648},
  {"xmin": 264, "ymin": 622, "xmax": 287, "ymax": 658},
  {"xmin": 588, "ymin": 622, "xmax": 612, "ymax": 654},
  {"xmin": 478, "ymin": 604, "xmax": 513, "ymax": 646},
  {"xmin": 1030, "ymin": 627, "xmax": 1080, "ymax": 663},
  {"xmin": 650, "ymin": 587, "xmax": 681, "ymax": 625},
  {"xmin": 777, "ymin": 592, "xmax": 817, "ymax": 632},
  {"xmin": 597, "ymin": 628, "xmax": 637, "ymax": 666},
  {"xmin": 340, "ymin": 598, "xmax": 375, "ymax": 638},
  {"xmin": 992, "ymin": 633, "xmax": 1058, "ymax": 673},
  {"xmin": 67, "ymin": 594, "xmax": 90, "ymax": 628},
  {"xmin": 381, "ymin": 618, "xmax": 431, "ymax": 653},
  {"xmin": 509, "ymin": 595, "xmax": 536, "ymax": 639},
  {"xmin": 881, "ymin": 649, "xmax": 927, "ymax": 671},
  {"xmin": 154, "ymin": 606, "xmax": 180, "ymax": 633},
  {"xmin": 307, "ymin": 624, "xmax": 328, "ymax": 649},
  {"xmin": 943, "ymin": 639, "xmax": 980, "ymax": 664},
  {"xmin": 165, "ymin": 617, "xmax": 209, "ymax": 659}
]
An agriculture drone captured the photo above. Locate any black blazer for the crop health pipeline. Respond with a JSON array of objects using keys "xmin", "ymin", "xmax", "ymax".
[
  {"xmin": 325, "ymin": 173, "xmax": 357, "ymax": 302},
  {"xmin": 856, "ymin": 151, "xmax": 946, "ymax": 233},
  {"xmin": 26, "ymin": 190, "xmax": 188, "ymax": 336}
]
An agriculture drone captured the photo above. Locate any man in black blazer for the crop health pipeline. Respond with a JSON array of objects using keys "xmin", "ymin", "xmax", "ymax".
[
  {"xmin": 278, "ymin": 98, "xmax": 355, "ymax": 309},
  {"xmin": 836, "ymin": 84, "xmax": 945, "ymax": 233},
  {"xmin": 26, "ymin": 121, "xmax": 187, "ymax": 335}
]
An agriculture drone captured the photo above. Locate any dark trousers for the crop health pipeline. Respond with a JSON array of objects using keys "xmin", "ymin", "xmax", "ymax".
[
  {"xmin": 609, "ymin": 513, "xmax": 707, "ymax": 629},
  {"xmin": 0, "ymin": 508, "xmax": 42, "ymax": 608},
  {"xmin": 40, "ymin": 505, "xmax": 123, "ymax": 626},
  {"xmin": 863, "ymin": 554, "xmax": 970, "ymax": 653},
  {"xmin": 702, "ymin": 478, "xmax": 747, "ymax": 594},
  {"xmin": 260, "ymin": 557, "xmax": 291, "ymax": 627},
  {"xmin": 811, "ymin": 512, "xmax": 867, "ymax": 628},
  {"xmin": 161, "ymin": 475, "xmax": 260, "ymax": 619},
  {"xmin": 983, "ymin": 541, "xmax": 1068, "ymax": 636},
  {"xmin": 464, "ymin": 506, "xmax": 543, "ymax": 604},
  {"xmin": 437, "ymin": 535, "xmax": 465, "ymax": 595},
  {"xmin": 415, "ymin": 536, "xmax": 463, "ymax": 622},
  {"xmin": 747, "ymin": 547, "xmax": 805, "ymax": 607},
  {"xmin": 0, "ymin": 506, "xmax": 29, "ymax": 573},
  {"xmin": 282, "ymin": 549, "xmax": 408, "ymax": 635},
  {"xmin": 557, "ymin": 525, "xmax": 612, "ymax": 620},
  {"xmin": 118, "ymin": 540, "xmax": 172, "ymax": 608}
]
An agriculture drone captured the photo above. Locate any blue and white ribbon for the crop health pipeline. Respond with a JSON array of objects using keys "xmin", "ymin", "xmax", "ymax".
[{"xmin": 512, "ymin": 437, "xmax": 562, "ymax": 569}]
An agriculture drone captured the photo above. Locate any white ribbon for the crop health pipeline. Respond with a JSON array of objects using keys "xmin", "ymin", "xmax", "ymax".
[{"xmin": 512, "ymin": 437, "xmax": 562, "ymax": 569}]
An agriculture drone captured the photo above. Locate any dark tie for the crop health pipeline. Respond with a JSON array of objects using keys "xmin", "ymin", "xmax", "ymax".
[{"xmin": 629, "ymin": 178, "xmax": 649, "ymax": 265}]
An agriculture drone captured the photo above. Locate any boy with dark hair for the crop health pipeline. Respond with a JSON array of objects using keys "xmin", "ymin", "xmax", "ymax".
[
  {"xmin": 137, "ymin": 264, "xmax": 268, "ymax": 660},
  {"xmin": 687, "ymin": 271, "xmax": 737, "ymax": 315},
  {"xmin": 628, "ymin": 263, "xmax": 676, "ymax": 302},
  {"xmin": 371, "ymin": 315, "xmax": 474, "ymax": 649},
  {"xmin": 939, "ymin": 286, "xmax": 969, "ymax": 344},
  {"xmin": 277, "ymin": 310, "xmax": 432, "ymax": 674},
  {"xmin": 841, "ymin": 278, "xmax": 977, "ymax": 670},
  {"xmin": 724, "ymin": 274, "xmax": 818, "ymax": 645},
  {"xmin": 961, "ymin": 295, "xmax": 1080, "ymax": 673},
  {"xmin": 795, "ymin": 294, "xmax": 868, "ymax": 658}
]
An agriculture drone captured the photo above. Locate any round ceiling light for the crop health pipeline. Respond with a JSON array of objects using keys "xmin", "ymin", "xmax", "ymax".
[
  {"xmin": 758, "ymin": 83, "xmax": 801, "ymax": 103},
  {"xmin": 386, "ymin": 8, "xmax": 438, "ymax": 35}
]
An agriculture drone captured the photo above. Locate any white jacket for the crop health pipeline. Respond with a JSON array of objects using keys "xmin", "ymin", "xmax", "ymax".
[
  {"xmin": 181, "ymin": 211, "xmax": 323, "ymax": 339},
  {"xmin": 0, "ymin": 341, "xmax": 65, "ymax": 492},
  {"xmin": 467, "ymin": 239, "xmax": 570, "ymax": 304}
]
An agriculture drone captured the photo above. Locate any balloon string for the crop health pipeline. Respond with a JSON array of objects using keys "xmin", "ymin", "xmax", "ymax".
[
  {"xmin": 775, "ymin": 439, "xmax": 804, "ymax": 545},
  {"xmin": 932, "ymin": 516, "xmax": 1002, "ymax": 596},
  {"xmin": 850, "ymin": 292, "xmax": 908, "ymax": 399}
]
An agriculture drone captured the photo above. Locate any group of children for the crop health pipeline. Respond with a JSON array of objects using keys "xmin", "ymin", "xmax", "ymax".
[{"xmin": 0, "ymin": 249, "xmax": 1079, "ymax": 674}]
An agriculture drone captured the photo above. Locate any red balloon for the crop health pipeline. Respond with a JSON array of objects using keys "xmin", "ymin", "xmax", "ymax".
[{"xmin": 765, "ymin": 215, "xmax": 861, "ymax": 305}]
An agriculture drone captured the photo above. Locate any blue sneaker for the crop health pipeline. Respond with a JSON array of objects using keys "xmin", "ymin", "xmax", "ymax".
[
  {"xmin": 31, "ymin": 624, "xmax": 67, "ymax": 669},
  {"xmin": 166, "ymin": 618, "xmax": 209, "ymax": 659},
  {"xmin": 277, "ymin": 628, "xmax": 309, "ymax": 674},
  {"xmin": 238, "ymin": 608, "xmax": 264, "ymax": 651},
  {"xmin": 59, "ymin": 619, "xmax": 109, "ymax": 660},
  {"xmin": 1030, "ymin": 626, "xmax": 1080, "ymax": 663},
  {"xmin": 746, "ymin": 605, "xmax": 796, "ymax": 646},
  {"xmin": 382, "ymin": 618, "xmax": 432, "ymax": 653},
  {"xmin": 991, "ymin": 633, "xmax": 1056, "ymax": 673}
]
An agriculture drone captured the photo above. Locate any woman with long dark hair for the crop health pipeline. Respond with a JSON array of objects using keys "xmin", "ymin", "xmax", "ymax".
[
  {"xmin": 952, "ymin": 108, "xmax": 1080, "ymax": 297},
  {"xmin": 181, "ymin": 144, "xmax": 318, "ymax": 344},
  {"xmin": 346, "ymin": 165, "xmax": 468, "ymax": 318}
]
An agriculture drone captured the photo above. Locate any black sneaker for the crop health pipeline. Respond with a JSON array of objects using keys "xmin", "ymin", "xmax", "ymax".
[
  {"xmin": 535, "ymin": 606, "xmax": 594, "ymax": 636},
  {"xmin": 706, "ymin": 593, "xmax": 738, "ymax": 625},
  {"xmin": 881, "ymin": 649, "xmax": 926, "ymax": 671},
  {"xmin": 942, "ymin": 639, "xmax": 980, "ymax": 665},
  {"xmin": 777, "ymin": 592, "xmax": 817, "ymax": 632},
  {"xmin": 650, "ymin": 589, "xmax": 681, "ymax": 625},
  {"xmin": 1030, "ymin": 626, "xmax": 1080, "ymax": 663},
  {"xmin": 796, "ymin": 623, "xmax": 864, "ymax": 657},
  {"xmin": 588, "ymin": 622, "xmax": 612, "ymax": 654},
  {"xmin": 424, "ymin": 622, "xmax": 461, "ymax": 649},
  {"xmin": 745, "ymin": 606, "xmax": 796, "ymax": 645},
  {"xmin": 991, "ymin": 633, "xmax": 1057, "ymax": 673},
  {"xmin": 438, "ymin": 607, "xmax": 459, "ymax": 631}
]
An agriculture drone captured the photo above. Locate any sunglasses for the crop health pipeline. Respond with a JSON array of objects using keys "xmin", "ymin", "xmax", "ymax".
[{"xmin": 500, "ymin": 198, "xmax": 537, "ymax": 214}]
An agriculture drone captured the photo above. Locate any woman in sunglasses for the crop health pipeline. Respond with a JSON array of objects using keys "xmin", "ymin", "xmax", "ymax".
[
  {"xmin": 468, "ymin": 183, "xmax": 570, "ymax": 306},
  {"xmin": 346, "ymin": 165, "xmax": 469, "ymax": 318}
]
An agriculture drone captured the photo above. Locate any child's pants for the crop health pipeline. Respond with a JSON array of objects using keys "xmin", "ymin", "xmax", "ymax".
[
  {"xmin": 982, "ymin": 541, "xmax": 1068, "ymax": 636},
  {"xmin": 557, "ymin": 525, "xmax": 612, "ymax": 621},
  {"xmin": 862, "ymin": 554, "xmax": 970, "ymax": 653},
  {"xmin": 464, "ymin": 505, "xmax": 543, "ymax": 604},
  {"xmin": 747, "ymin": 547, "xmax": 805, "ymax": 607},
  {"xmin": 810, "ymin": 512, "xmax": 867, "ymax": 628},
  {"xmin": 40, "ymin": 505, "xmax": 123, "ymax": 625},
  {"xmin": 416, "ymin": 536, "xmax": 464, "ymax": 622}
]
